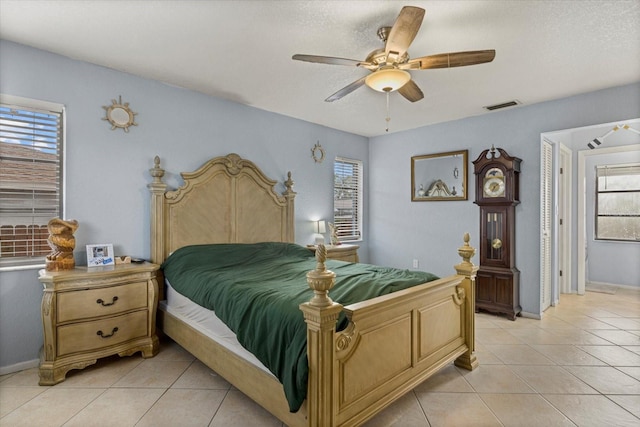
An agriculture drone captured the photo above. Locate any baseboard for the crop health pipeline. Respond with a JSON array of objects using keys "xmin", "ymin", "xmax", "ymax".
[
  {"xmin": 587, "ymin": 281, "xmax": 639, "ymax": 291},
  {"xmin": 0, "ymin": 359, "xmax": 39, "ymax": 376},
  {"xmin": 519, "ymin": 311, "xmax": 541, "ymax": 320}
]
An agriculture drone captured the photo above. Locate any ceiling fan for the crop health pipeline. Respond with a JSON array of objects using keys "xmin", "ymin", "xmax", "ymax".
[{"xmin": 292, "ymin": 6, "xmax": 496, "ymax": 103}]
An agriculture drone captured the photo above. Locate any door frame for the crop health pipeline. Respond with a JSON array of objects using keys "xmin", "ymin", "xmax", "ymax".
[
  {"xmin": 539, "ymin": 136, "xmax": 571, "ymax": 311},
  {"xmin": 559, "ymin": 144, "xmax": 572, "ymax": 295}
]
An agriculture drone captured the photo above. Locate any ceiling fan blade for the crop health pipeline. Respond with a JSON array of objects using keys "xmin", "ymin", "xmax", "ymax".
[
  {"xmin": 409, "ymin": 50, "xmax": 496, "ymax": 69},
  {"xmin": 325, "ymin": 76, "xmax": 367, "ymax": 102},
  {"xmin": 292, "ymin": 54, "xmax": 364, "ymax": 67},
  {"xmin": 398, "ymin": 79, "xmax": 424, "ymax": 103},
  {"xmin": 385, "ymin": 6, "xmax": 425, "ymax": 62}
]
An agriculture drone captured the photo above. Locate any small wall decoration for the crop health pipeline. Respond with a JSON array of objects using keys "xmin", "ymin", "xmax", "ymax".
[
  {"xmin": 86, "ymin": 243, "xmax": 115, "ymax": 267},
  {"xmin": 311, "ymin": 141, "xmax": 325, "ymax": 163},
  {"xmin": 102, "ymin": 95, "xmax": 137, "ymax": 132},
  {"xmin": 45, "ymin": 218, "xmax": 79, "ymax": 271}
]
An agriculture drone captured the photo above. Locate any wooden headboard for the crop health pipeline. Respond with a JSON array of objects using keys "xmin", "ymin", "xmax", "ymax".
[{"xmin": 148, "ymin": 153, "xmax": 296, "ymax": 264}]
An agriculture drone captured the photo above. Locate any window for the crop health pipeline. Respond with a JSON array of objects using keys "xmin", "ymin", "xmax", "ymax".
[
  {"xmin": 333, "ymin": 157, "xmax": 363, "ymax": 242},
  {"xmin": 0, "ymin": 96, "xmax": 64, "ymax": 268},
  {"xmin": 595, "ymin": 163, "xmax": 640, "ymax": 241}
]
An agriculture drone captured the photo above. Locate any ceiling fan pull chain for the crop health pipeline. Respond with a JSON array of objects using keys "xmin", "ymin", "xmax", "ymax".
[{"xmin": 385, "ymin": 91, "xmax": 391, "ymax": 132}]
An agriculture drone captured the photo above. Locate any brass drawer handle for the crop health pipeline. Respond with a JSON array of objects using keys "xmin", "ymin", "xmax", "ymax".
[
  {"xmin": 96, "ymin": 327, "xmax": 119, "ymax": 338},
  {"xmin": 96, "ymin": 296, "xmax": 118, "ymax": 307}
]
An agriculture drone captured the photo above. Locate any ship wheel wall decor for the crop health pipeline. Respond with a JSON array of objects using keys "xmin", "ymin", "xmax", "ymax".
[{"xmin": 102, "ymin": 95, "xmax": 137, "ymax": 132}]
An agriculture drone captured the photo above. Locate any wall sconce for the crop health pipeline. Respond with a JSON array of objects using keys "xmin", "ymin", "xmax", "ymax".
[{"xmin": 314, "ymin": 220, "xmax": 326, "ymax": 245}]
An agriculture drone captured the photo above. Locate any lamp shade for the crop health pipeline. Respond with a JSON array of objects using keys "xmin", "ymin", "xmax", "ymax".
[
  {"xmin": 316, "ymin": 220, "xmax": 327, "ymax": 234},
  {"xmin": 365, "ymin": 67, "xmax": 411, "ymax": 92}
]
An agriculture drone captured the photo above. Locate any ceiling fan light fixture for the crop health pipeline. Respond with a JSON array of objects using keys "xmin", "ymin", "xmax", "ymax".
[{"xmin": 365, "ymin": 67, "xmax": 410, "ymax": 92}]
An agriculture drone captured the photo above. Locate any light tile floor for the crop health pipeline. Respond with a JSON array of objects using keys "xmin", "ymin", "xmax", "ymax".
[{"xmin": 1, "ymin": 288, "xmax": 639, "ymax": 426}]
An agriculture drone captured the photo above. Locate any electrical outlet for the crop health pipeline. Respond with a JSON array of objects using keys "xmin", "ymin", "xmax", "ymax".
[{"xmin": 413, "ymin": 259, "xmax": 419, "ymax": 269}]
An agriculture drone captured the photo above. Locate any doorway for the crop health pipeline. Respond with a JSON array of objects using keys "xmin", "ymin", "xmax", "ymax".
[{"xmin": 541, "ymin": 119, "xmax": 640, "ymax": 312}]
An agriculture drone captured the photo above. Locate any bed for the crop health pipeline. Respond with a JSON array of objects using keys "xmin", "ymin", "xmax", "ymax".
[{"xmin": 147, "ymin": 153, "xmax": 478, "ymax": 426}]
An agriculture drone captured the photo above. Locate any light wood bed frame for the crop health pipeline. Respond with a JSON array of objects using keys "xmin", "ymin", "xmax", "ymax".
[{"xmin": 148, "ymin": 153, "xmax": 478, "ymax": 427}]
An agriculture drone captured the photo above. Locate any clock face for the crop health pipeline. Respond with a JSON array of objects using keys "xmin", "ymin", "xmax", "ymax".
[
  {"xmin": 485, "ymin": 167, "xmax": 504, "ymax": 178},
  {"xmin": 483, "ymin": 177, "xmax": 505, "ymax": 197}
]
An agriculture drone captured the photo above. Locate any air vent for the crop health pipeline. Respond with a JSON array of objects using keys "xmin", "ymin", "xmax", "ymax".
[{"xmin": 483, "ymin": 100, "xmax": 521, "ymax": 111}]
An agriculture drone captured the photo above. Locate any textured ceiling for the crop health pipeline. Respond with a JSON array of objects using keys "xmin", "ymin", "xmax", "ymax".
[{"xmin": 1, "ymin": 0, "xmax": 639, "ymax": 137}]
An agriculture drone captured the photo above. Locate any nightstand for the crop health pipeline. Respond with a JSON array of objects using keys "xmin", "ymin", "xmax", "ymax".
[
  {"xmin": 37, "ymin": 262, "xmax": 160, "ymax": 385},
  {"xmin": 307, "ymin": 244, "xmax": 360, "ymax": 263}
]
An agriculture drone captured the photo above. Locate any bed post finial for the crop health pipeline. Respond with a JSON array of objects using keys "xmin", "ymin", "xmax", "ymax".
[
  {"xmin": 284, "ymin": 171, "xmax": 294, "ymax": 194},
  {"xmin": 315, "ymin": 244, "xmax": 327, "ymax": 271},
  {"xmin": 455, "ymin": 232, "xmax": 476, "ymax": 284},
  {"xmin": 305, "ymin": 244, "xmax": 337, "ymax": 307},
  {"xmin": 457, "ymin": 232, "xmax": 475, "ymax": 268},
  {"xmin": 150, "ymin": 156, "xmax": 165, "ymax": 183}
]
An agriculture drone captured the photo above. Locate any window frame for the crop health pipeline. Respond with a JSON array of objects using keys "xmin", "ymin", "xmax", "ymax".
[
  {"xmin": 333, "ymin": 156, "xmax": 363, "ymax": 243},
  {"xmin": 0, "ymin": 94, "xmax": 65, "ymax": 271},
  {"xmin": 594, "ymin": 163, "xmax": 640, "ymax": 242}
]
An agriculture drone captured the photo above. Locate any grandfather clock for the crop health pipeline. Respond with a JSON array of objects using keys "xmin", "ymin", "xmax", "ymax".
[{"xmin": 473, "ymin": 146, "xmax": 521, "ymax": 320}]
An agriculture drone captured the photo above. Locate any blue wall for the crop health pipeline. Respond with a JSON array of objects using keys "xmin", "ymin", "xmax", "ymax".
[
  {"xmin": 1, "ymin": 39, "xmax": 639, "ymax": 371},
  {"xmin": 0, "ymin": 40, "xmax": 369, "ymax": 370},
  {"xmin": 585, "ymin": 149, "xmax": 640, "ymax": 286},
  {"xmin": 368, "ymin": 84, "xmax": 640, "ymax": 316}
]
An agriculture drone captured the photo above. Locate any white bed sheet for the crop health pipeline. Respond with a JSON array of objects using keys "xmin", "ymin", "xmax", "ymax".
[{"xmin": 160, "ymin": 280, "xmax": 275, "ymax": 377}]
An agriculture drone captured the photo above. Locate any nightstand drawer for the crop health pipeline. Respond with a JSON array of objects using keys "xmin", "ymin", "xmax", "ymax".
[
  {"xmin": 308, "ymin": 244, "xmax": 360, "ymax": 263},
  {"xmin": 327, "ymin": 252, "xmax": 358, "ymax": 262},
  {"xmin": 57, "ymin": 281, "xmax": 147, "ymax": 323},
  {"xmin": 57, "ymin": 310, "xmax": 148, "ymax": 356}
]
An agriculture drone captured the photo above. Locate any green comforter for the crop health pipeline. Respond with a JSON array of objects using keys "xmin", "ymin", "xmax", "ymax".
[{"xmin": 161, "ymin": 242, "xmax": 438, "ymax": 412}]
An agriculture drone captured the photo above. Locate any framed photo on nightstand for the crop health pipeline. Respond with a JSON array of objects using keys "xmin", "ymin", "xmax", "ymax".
[{"xmin": 86, "ymin": 243, "xmax": 115, "ymax": 267}]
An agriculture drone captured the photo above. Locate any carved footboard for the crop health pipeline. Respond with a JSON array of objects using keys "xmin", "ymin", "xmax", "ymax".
[{"xmin": 301, "ymin": 235, "xmax": 477, "ymax": 427}]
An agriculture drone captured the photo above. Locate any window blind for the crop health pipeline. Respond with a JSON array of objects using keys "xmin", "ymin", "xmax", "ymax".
[
  {"xmin": 0, "ymin": 101, "xmax": 63, "ymax": 267},
  {"xmin": 595, "ymin": 163, "xmax": 640, "ymax": 241},
  {"xmin": 334, "ymin": 157, "xmax": 363, "ymax": 242}
]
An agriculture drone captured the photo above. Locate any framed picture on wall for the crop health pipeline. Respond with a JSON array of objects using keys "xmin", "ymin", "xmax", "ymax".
[
  {"xmin": 86, "ymin": 243, "xmax": 115, "ymax": 267},
  {"xmin": 411, "ymin": 149, "xmax": 468, "ymax": 201}
]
